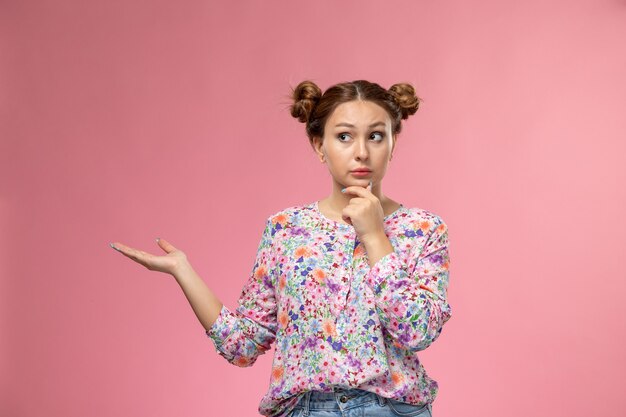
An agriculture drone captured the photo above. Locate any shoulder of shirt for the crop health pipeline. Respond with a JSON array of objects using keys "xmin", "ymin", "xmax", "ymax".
[
  {"xmin": 398, "ymin": 206, "xmax": 448, "ymax": 239},
  {"xmin": 262, "ymin": 202, "xmax": 316, "ymax": 230},
  {"xmin": 399, "ymin": 205, "xmax": 446, "ymax": 224}
]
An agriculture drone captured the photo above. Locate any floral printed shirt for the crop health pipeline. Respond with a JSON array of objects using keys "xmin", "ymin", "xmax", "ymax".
[{"xmin": 206, "ymin": 200, "xmax": 452, "ymax": 417}]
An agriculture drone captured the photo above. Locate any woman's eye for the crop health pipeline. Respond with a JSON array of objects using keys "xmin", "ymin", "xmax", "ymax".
[
  {"xmin": 338, "ymin": 133, "xmax": 351, "ymax": 141},
  {"xmin": 370, "ymin": 132, "xmax": 384, "ymax": 141}
]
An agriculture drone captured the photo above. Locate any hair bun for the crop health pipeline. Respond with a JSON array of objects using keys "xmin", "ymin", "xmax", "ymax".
[
  {"xmin": 388, "ymin": 83, "xmax": 421, "ymax": 119},
  {"xmin": 290, "ymin": 81, "xmax": 322, "ymax": 123}
]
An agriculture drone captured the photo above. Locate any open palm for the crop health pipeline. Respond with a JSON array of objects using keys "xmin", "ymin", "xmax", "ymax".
[{"xmin": 110, "ymin": 238, "xmax": 188, "ymax": 276}]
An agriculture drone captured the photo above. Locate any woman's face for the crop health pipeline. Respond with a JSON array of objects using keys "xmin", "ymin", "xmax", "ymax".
[{"xmin": 313, "ymin": 100, "xmax": 396, "ymax": 191}]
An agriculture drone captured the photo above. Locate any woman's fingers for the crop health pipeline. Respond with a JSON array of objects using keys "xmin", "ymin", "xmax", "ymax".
[{"xmin": 111, "ymin": 242, "xmax": 153, "ymax": 267}]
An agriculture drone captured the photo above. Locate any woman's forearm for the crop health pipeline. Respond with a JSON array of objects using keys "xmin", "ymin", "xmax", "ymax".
[{"xmin": 172, "ymin": 263, "xmax": 223, "ymax": 332}]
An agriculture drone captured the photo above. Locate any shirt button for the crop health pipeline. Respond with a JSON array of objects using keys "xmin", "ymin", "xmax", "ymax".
[{"xmin": 340, "ymin": 395, "xmax": 348, "ymax": 403}]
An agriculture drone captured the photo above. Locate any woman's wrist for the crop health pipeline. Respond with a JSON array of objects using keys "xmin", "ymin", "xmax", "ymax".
[
  {"xmin": 172, "ymin": 259, "xmax": 196, "ymax": 282},
  {"xmin": 362, "ymin": 230, "xmax": 395, "ymax": 268}
]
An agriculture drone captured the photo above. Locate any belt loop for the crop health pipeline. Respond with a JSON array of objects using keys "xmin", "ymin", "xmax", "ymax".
[
  {"xmin": 377, "ymin": 393, "xmax": 386, "ymax": 406},
  {"xmin": 303, "ymin": 391, "xmax": 312, "ymax": 416}
]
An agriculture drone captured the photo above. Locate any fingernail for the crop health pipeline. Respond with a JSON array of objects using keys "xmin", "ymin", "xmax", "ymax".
[
  {"xmin": 156, "ymin": 237, "xmax": 160, "ymax": 242},
  {"xmin": 341, "ymin": 188, "xmax": 345, "ymax": 193},
  {"xmin": 110, "ymin": 242, "xmax": 120, "ymax": 251}
]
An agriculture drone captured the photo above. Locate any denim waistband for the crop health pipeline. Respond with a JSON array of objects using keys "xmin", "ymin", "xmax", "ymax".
[{"xmin": 292, "ymin": 388, "xmax": 386, "ymax": 415}]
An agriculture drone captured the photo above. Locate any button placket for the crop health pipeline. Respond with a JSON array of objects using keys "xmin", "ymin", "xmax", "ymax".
[{"xmin": 336, "ymin": 232, "xmax": 356, "ymax": 321}]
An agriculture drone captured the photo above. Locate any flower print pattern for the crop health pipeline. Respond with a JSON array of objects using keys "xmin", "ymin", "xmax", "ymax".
[{"xmin": 206, "ymin": 201, "xmax": 452, "ymax": 417}]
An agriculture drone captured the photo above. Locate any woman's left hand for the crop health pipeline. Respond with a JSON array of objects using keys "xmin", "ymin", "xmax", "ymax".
[{"xmin": 341, "ymin": 181, "xmax": 386, "ymax": 244}]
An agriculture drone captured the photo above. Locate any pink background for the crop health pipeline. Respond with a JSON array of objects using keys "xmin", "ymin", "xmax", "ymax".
[{"xmin": 1, "ymin": 1, "xmax": 625, "ymax": 416}]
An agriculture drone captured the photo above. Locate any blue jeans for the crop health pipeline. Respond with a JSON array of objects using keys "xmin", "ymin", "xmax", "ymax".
[{"xmin": 287, "ymin": 388, "xmax": 433, "ymax": 417}]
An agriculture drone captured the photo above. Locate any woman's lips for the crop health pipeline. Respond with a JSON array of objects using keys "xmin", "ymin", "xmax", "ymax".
[{"xmin": 351, "ymin": 170, "xmax": 371, "ymax": 176}]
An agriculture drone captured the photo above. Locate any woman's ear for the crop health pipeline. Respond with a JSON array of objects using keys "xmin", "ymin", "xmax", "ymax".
[{"xmin": 311, "ymin": 136, "xmax": 325, "ymax": 162}]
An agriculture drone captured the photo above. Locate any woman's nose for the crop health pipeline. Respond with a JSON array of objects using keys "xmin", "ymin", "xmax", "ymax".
[{"xmin": 354, "ymin": 139, "xmax": 369, "ymax": 160}]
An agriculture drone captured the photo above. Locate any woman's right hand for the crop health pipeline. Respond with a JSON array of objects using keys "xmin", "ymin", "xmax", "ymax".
[{"xmin": 110, "ymin": 238, "xmax": 189, "ymax": 277}]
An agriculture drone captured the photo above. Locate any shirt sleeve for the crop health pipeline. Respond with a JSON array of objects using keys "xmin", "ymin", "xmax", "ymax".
[
  {"xmin": 205, "ymin": 218, "xmax": 278, "ymax": 367},
  {"xmin": 364, "ymin": 216, "xmax": 452, "ymax": 352}
]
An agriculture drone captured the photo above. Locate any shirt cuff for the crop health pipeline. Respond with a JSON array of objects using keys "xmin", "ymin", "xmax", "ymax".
[
  {"xmin": 205, "ymin": 304, "xmax": 236, "ymax": 346},
  {"xmin": 365, "ymin": 251, "xmax": 405, "ymax": 293}
]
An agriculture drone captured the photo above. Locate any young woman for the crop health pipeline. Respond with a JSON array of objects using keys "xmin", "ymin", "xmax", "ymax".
[{"xmin": 110, "ymin": 80, "xmax": 452, "ymax": 417}]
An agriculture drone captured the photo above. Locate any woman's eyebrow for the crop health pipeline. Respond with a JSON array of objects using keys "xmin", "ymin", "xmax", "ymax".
[{"xmin": 334, "ymin": 121, "xmax": 386, "ymax": 128}]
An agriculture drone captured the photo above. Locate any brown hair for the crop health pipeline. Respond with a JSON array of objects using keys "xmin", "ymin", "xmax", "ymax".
[{"xmin": 290, "ymin": 80, "xmax": 421, "ymax": 141}]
